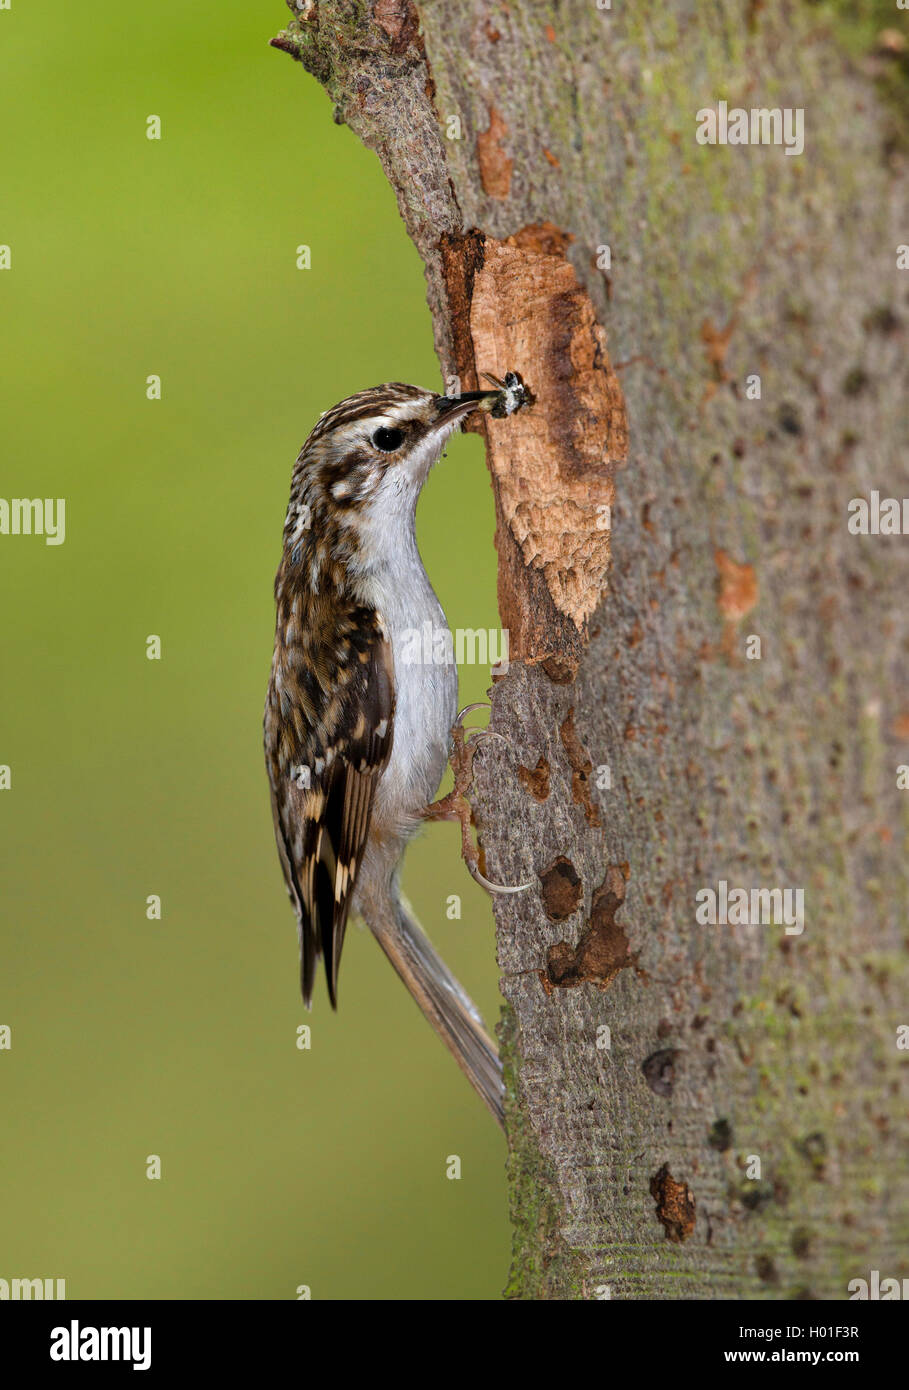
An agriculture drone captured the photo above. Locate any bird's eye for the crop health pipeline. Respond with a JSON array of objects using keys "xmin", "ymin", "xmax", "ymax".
[{"xmin": 372, "ymin": 426, "xmax": 404, "ymax": 452}]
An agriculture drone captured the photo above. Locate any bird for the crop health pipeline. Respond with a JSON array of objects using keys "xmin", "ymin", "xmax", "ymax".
[{"xmin": 264, "ymin": 373, "xmax": 531, "ymax": 1127}]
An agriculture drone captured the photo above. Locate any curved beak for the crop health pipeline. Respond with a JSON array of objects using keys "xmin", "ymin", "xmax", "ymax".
[{"xmin": 432, "ymin": 389, "xmax": 500, "ymax": 427}]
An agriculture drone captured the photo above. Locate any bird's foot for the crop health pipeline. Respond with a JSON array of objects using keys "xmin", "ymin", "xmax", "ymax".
[{"xmin": 422, "ymin": 703, "xmax": 532, "ymax": 895}]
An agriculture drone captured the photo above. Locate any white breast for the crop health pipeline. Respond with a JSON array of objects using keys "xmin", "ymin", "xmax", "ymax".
[{"xmin": 355, "ymin": 528, "xmax": 458, "ymax": 837}]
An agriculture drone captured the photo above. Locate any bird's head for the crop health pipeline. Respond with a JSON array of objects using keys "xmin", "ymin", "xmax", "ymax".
[
  {"xmin": 280, "ymin": 381, "xmax": 509, "ymax": 568},
  {"xmin": 302, "ymin": 382, "xmax": 501, "ymax": 507},
  {"xmin": 279, "ymin": 376, "xmax": 530, "ymax": 580}
]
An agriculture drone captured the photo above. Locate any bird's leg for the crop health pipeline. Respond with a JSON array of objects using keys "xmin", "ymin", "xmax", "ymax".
[
  {"xmin": 423, "ymin": 704, "xmax": 531, "ymax": 895},
  {"xmin": 422, "ymin": 704, "xmax": 490, "ymax": 820}
]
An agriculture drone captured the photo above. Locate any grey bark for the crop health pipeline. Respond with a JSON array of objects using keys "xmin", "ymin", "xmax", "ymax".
[{"xmin": 272, "ymin": 0, "xmax": 909, "ymax": 1298}]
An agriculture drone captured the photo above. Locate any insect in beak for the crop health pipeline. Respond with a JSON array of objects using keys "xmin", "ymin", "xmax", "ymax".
[{"xmin": 434, "ymin": 370, "xmax": 532, "ymax": 426}]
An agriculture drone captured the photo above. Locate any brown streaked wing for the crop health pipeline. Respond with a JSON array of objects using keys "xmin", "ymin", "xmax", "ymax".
[{"xmin": 268, "ymin": 617, "xmax": 394, "ymax": 1007}]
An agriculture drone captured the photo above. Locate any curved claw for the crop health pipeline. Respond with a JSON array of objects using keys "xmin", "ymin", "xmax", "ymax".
[
  {"xmin": 455, "ymin": 700, "xmax": 490, "ymax": 727},
  {"xmin": 444, "ymin": 701, "xmax": 531, "ymax": 894},
  {"xmin": 454, "ymin": 701, "xmax": 507, "ymax": 749},
  {"xmin": 467, "ymin": 859, "xmax": 533, "ymax": 895},
  {"xmin": 465, "ymin": 728, "xmax": 508, "ymax": 749}
]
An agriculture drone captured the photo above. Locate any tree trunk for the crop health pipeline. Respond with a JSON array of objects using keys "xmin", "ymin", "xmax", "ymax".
[{"xmin": 271, "ymin": 0, "xmax": 909, "ymax": 1299}]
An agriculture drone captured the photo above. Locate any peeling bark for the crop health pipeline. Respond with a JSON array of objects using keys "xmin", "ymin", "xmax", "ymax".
[{"xmin": 272, "ymin": 0, "xmax": 909, "ymax": 1299}]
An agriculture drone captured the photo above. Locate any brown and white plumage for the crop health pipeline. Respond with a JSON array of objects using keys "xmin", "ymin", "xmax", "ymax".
[
  {"xmin": 264, "ymin": 378, "xmax": 527, "ymax": 1124},
  {"xmin": 266, "ymin": 603, "xmax": 393, "ymax": 1005}
]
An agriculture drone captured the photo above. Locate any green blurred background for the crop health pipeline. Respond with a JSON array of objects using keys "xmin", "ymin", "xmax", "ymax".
[{"xmin": 0, "ymin": 1, "xmax": 507, "ymax": 1299}]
